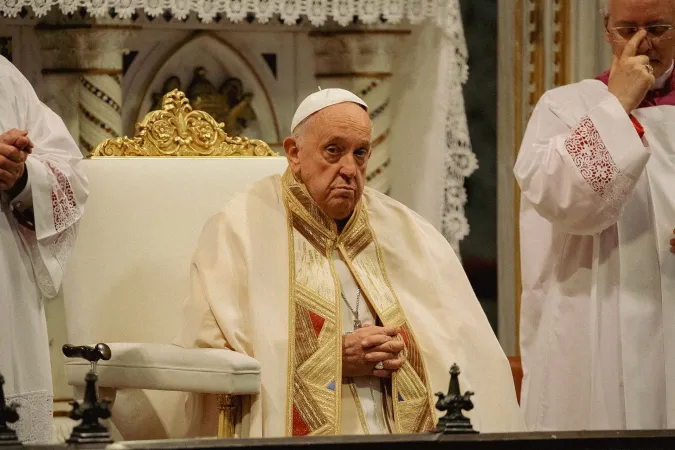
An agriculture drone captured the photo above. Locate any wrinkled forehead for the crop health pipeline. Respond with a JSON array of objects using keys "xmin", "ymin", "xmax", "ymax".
[{"xmin": 302, "ymin": 103, "xmax": 372, "ymax": 140}]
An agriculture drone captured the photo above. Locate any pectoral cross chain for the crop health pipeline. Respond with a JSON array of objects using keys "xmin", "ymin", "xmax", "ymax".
[{"xmin": 341, "ymin": 289, "xmax": 362, "ymax": 330}]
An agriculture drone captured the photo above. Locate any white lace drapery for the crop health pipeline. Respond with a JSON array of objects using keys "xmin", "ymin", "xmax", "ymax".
[
  {"xmin": 435, "ymin": 1, "xmax": 476, "ymax": 251},
  {"xmin": 3, "ymin": 0, "xmax": 462, "ymax": 26},
  {"xmin": 2, "ymin": 0, "xmax": 475, "ymax": 249},
  {"xmin": 388, "ymin": 2, "xmax": 475, "ymax": 252}
]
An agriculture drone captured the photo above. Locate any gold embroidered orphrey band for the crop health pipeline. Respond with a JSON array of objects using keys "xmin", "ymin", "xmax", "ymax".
[{"xmin": 281, "ymin": 169, "xmax": 435, "ymax": 436}]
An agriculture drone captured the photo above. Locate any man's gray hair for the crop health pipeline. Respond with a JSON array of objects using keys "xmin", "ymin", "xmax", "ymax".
[{"xmin": 601, "ymin": 0, "xmax": 675, "ymax": 19}]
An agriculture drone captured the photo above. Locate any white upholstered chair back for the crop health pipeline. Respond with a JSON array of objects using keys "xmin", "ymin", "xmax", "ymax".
[
  {"xmin": 61, "ymin": 90, "xmax": 287, "ymax": 439},
  {"xmin": 63, "ymin": 156, "xmax": 287, "ymax": 344}
]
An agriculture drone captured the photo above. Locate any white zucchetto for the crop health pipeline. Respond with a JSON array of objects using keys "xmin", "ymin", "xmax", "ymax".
[{"xmin": 291, "ymin": 88, "xmax": 368, "ymax": 132}]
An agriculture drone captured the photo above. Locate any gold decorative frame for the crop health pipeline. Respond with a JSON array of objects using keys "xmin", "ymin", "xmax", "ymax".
[
  {"xmin": 91, "ymin": 89, "xmax": 277, "ymax": 157},
  {"xmin": 553, "ymin": 0, "xmax": 571, "ymax": 87}
]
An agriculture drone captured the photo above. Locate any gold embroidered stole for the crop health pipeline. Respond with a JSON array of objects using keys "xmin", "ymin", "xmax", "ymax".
[{"xmin": 281, "ymin": 170, "xmax": 435, "ymax": 436}]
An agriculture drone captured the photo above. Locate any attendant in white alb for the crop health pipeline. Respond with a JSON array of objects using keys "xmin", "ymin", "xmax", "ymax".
[
  {"xmin": 0, "ymin": 56, "xmax": 88, "ymax": 442},
  {"xmin": 516, "ymin": 0, "xmax": 675, "ymax": 431}
]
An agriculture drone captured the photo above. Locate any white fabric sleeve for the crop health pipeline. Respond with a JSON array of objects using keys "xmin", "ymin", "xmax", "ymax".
[
  {"xmin": 514, "ymin": 92, "xmax": 650, "ymax": 235},
  {"xmin": 8, "ymin": 62, "xmax": 89, "ymax": 298}
]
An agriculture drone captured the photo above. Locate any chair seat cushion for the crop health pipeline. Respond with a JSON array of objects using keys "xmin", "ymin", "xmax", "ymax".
[{"xmin": 64, "ymin": 343, "xmax": 260, "ymax": 395}]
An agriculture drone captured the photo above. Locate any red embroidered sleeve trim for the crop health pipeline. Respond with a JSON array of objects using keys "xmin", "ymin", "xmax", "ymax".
[
  {"xmin": 45, "ymin": 161, "xmax": 79, "ymax": 233},
  {"xmin": 564, "ymin": 116, "xmax": 634, "ymax": 208}
]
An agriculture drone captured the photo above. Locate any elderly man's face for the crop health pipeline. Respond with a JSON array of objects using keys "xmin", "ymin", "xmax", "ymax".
[
  {"xmin": 606, "ymin": 0, "xmax": 675, "ymax": 78},
  {"xmin": 285, "ymin": 102, "xmax": 372, "ymax": 221}
]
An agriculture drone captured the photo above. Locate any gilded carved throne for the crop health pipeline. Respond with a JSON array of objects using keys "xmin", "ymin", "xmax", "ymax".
[
  {"xmin": 96, "ymin": 89, "xmax": 270, "ymax": 157},
  {"xmin": 61, "ymin": 90, "xmax": 288, "ymax": 440}
]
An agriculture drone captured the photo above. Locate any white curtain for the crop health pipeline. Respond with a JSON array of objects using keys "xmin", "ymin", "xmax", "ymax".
[{"xmin": 389, "ymin": 7, "xmax": 475, "ymax": 254}]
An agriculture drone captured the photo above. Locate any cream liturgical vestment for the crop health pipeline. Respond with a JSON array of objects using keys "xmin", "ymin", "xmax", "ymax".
[
  {"xmin": 516, "ymin": 66, "xmax": 675, "ymax": 431},
  {"xmin": 0, "ymin": 56, "xmax": 88, "ymax": 442},
  {"xmin": 175, "ymin": 170, "xmax": 523, "ymax": 437}
]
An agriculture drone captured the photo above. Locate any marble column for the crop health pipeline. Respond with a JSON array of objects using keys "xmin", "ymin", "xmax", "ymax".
[
  {"xmin": 36, "ymin": 25, "xmax": 134, "ymax": 154},
  {"xmin": 309, "ymin": 30, "xmax": 408, "ymax": 194}
]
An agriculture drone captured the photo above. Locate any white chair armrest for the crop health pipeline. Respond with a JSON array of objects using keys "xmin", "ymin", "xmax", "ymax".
[{"xmin": 64, "ymin": 343, "xmax": 260, "ymax": 395}]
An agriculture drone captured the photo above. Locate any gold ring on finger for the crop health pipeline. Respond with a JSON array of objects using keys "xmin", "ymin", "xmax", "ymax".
[{"xmin": 646, "ymin": 64, "xmax": 654, "ymax": 74}]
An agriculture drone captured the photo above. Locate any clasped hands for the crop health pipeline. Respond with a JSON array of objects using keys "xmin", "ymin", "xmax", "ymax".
[
  {"xmin": 342, "ymin": 325, "xmax": 405, "ymax": 378},
  {"xmin": 0, "ymin": 128, "xmax": 33, "ymax": 191}
]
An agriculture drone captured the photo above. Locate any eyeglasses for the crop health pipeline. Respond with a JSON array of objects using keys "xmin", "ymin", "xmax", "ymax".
[{"xmin": 607, "ymin": 24, "xmax": 675, "ymax": 42}]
